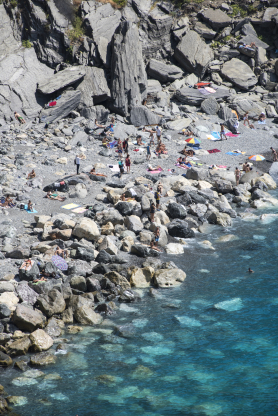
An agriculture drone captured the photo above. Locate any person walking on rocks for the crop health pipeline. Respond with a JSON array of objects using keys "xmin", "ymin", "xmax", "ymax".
[
  {"xmin": 125, "ymin": 154, "xmax": 131, "ymax": 173},
  {"xmin": 220, "ymin": 124, "xmax": 227, "ymax": 140},
  {"xmin": 75, "ymin": 155, "xmax": 80, "ymax": 175},
  {"xmin": 154, "ymin": 226, "xmax": 160, "ymax": 248},
  {"xmin": 154, "ymin": 187, "xmax": 161, "ymax": 210},
  {"xmin": 235, "ymin": 167, "xmax": 241, "ymax": 186},
  {"xmin": 270, "ymin": 147, "xmax": 278, "ymax": 162}
]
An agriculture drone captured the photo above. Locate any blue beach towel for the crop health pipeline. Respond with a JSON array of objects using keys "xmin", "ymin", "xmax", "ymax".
[
  {"xmin": 258, "ymin": 121, "xmax": 266, "ymax": 125},
  {"xmin": 226, "ymin": 152, "xmax": 241, "ymax": 156},
  {"xmin": 211, "ymin": 131, "xmax": 221, "ymax": 139},
  {"xmin": 24, "ymin": 204, "xmax": 37, "ymax": 213}
]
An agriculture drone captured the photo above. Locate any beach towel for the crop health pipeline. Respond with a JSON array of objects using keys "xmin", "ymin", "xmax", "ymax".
[
  {"xmin": 258, "ymin": 121, "xmax": 266, "ymax": 124},
  {"xmin": 226, "ymin": 152, "xmax": 241, "ymax": 156},
  {"xmin": 147, "ymin": 168, "xmax": 163, "ymax": 174},
  {"xmin": 232, "ymin": 150, "xmax": 246, "ymax": 154},
  {"xmin": 25, "ymin": 206, "xmax": 38, "ymax": 213},
  {"xmin": 107, "ymin": 141, "xmax": 117, "ymax": 149},
  {"xmin": 226, "ymin": 132, "xmax": 239, "ymax": 137},
  {"xmin": 207, "ymin": 135, "xmax": 221, "ymax": 141},
  {"xmin": 176, "ymin": 164, "xmax": 189, "ymax": 170},
  {"xmin": 205, "ymin": 87, "xmax": 216, "ymax": 94},
  {"xmin": 199, "ymin": 88, "xmax": 210, "ymax": 95},
  {"xmin": 61, "ymin": 203, "xmax": 80, "ymax": 210},
  {"xmin": 71, "ymin": 207, "xmax": 88, "ymax": 214},
  {"xmin": 207, "ymin": 149, "xmax": 221, "ymax": 154},
  {"xmin": 211, "ymin": 131, "xmax": 221, "ymax": 139}
]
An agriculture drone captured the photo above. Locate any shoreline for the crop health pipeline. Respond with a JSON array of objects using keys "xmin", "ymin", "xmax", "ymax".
[{"xmin": 1, "ymin": 114, "xmax": 278, "ymax": 413}]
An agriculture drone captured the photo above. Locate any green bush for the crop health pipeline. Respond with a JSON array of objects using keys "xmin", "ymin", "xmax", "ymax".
[
  {"xmin": 22, "ymin": 40, "xmax": 32, "ymax": 48},
  {"xmin": 68, "ymin": 16, "xmax": 85, "ymax": 43},
  {"xmin": 113, "ymin": 0, "xmax": 127, "ymax": 6},
  {"xmin": 230, "ymin": 4, "xmax": 247, "ymax": 17},
  {"xmin": 10, "ymin": 0, "xmax": 18, "ymax": 8}
]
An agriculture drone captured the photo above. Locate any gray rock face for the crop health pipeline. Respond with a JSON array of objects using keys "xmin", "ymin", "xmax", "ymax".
[
  {"xmin": 83, "ymin": 2, "xmax": 121, "ymax": 67},
  {"xmin": 0, "ymin": 47, "xmax": 53, "ymax": 120},
  {"xmin": 0, "ymin": 4, "xmax": 20, "ymax": 59},
  {"xmin": 130, "ymin": 106, "xmax": 161, "ymax": 127},
  {"xmin": 199, "ymin": 8, "xmax": 232, "ymax": 30},
  {"xmin": 167, "ymin": 202, "xmax": 187, "ymax": 219},
  {"xmin": 221, "ymin": 58, "xmax": 258, "ymax": 90},
  {"xmin": 147, "ymin": 59, "xmax": 183, "ymax": 83},
  {"xmin": 230, "ymin": 97, "xmax": 265, "ymax": 118},
  {"xmin": 201, "ymin": 97, "xmax": 220, "ymax": 115},
  {"xmin": 167, "ymin": 219, "xmax": 194, "ymax": 238},
  {"xmin": 174, "ymin": 30, "xmax": 213, "ymax": 78},
  {"xmin": 16, "ymin": 282, "xmax": 38, "ymax": 306},
  {"xmin": 12, "ymin": 304, "xmax": 45, "ymax": 332},
  {"xmin": 36, "ymin": 289, "xmax": 66, "ymax": 318},
  {"xmin": 40, "ymin": 90, "xmax": 81, "ymax": 124},
  {"xmin": 110, "ymin": 22, "xmax": 147, "ymax": 116},
  {"xmin": 194, "ymin": 22, "xmax": 216, "ymax": 40},
  {"xmin": 37, "ymin": 67, "xmax": 85, "ymax": 95},
  {"xmin": 77, "ymin": 66, "xmax": 110, "ymax": 118},
  {"xmin": 138, "ymin": 6, "xmax": 173, "ymax": 60},
  {"xmin": 176, "ymin": 87, "xmax": 231, "ymax": 106}
]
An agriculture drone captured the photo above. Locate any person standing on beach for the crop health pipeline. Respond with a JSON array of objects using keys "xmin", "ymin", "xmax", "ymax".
[
  {"xmin": 75, "ymin": 155, "xmax": 80, "ymax": 175},
  {"xmin": 243, "ymin": 112, "xmax": 250, "ymax": 126},
  {"xmin": 270, "ymin": 147, "xmax": 278, "ymax": 161},
  {"xmin": 125, "ymin": 154, "xmax": 131, "ymax": 173},
  {"xmin": 235, "ymin": 167, "xmax": 241, "ymax": 185},
  {"xmin": 154, "ymin": 187, "xmax": 161, "ymax": 210},
  {"xmin": 146, "ymin": 144, "xmax": 151, "ymax": 160},
  {"xmin": 220, "ymin": 124, "xmax": 227, "ymax": 140}
]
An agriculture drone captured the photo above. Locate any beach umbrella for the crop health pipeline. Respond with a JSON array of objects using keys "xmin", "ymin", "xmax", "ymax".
[
  {"xmin": 51, "ymin": 255, "xmax": 68, "ymax": 271},
  {"xmin": 248, "ymin": 155, "xmax": 265, "ymax": 161},
  {"xmin": 185, "ymin": 138, "xmax": 200, "ymax": 144}
]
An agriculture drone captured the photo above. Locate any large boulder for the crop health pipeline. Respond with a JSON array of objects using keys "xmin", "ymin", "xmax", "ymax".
[
  {"xmin": 0, "ymin": 45, "xmax": 53, "ymax": 120},
  {"xmin": 6, "ymin": 336, "xmax": 31, "ymax": 357},
  {"xmin": 153, "ymin": 268, "xmax": 186, "ymax": 288},
  {"xmin": 176, "ymin": 86, "xmax": 231, "ymax": 105},
  {"xmin": 40, "ymin": 90, "xmax": 81, "ymax": 124},
  {"xmin": 130, "ymin": 267, "xmax": 154, "ymax": 288},
  {"xmin": 207, "ymin": 212, "xmax": 232, "ymax": 227},
  {"xmin": 72, "ymin": 218, "xmax": 100, "ymax": 241},
  {"xmin": 0, "ymin": 292, "xmax": 19, "ymax": 312},
  {"xmin": 240, "ymin": 171, "xmax": 260, "ymax": 184},
  {"xmin": 201, "ymin": 97, "xmax": 219, "ymax": 115},
  {"xmin": 37, "ymin": 66, "xmax": 85, "ymax": 94},
  {"xmin": 167, "ymin": 202, "xmax": 187, "ymax": 219},
  {"xmin": 30, "ymin": 352, "xmax": 57, "ymax": 366},
  {"xmin": 15, "ymin": 282, "xmax": 38, "ymax": 306},
  {"xmin": 110, "ymin": 21, "xmax": 147, "ymax": 116},
  {"xmin": 167, "ymin": 219, "xmax": 195, "ymax": 238},
  {"xmin": 124, "ymin": 215, "xmax": 144, "ymax": 234},
  {"xmin": 130, "ymin": 106, "xmax": 161, "ymax": 127},
  {"xmin": 199, "ymin": 8, "xmax": 232, "ymax": 30},
  {"xmin": 74, "ymin": 306, "xmax": 103, "ymax": 325},
  {"xmin": 36, "ymin": 289, "xmax": 66, "ymax": 318},
  {"xmin": 12, "ymin": 305, "xmax": 45, "ymax": 332},
  {"xmin": 0, "ymin": 351, "xmax": 12, "ymax": 366},
  {"xmin": 174, "ymin": 30, "xmax": 213, "ymax": 78},
  {"xmin": 30, "ymin": 329, "xmax": 53, "ymax": 352},
  {"xmin": 77, "ymin": 66, "xmax": 111, "ymax": 114},
  {"xmin": 147, "ymin": 59, "xmax": 183, "ymax": 83},
  {"xmin": 98, "ymin": 236, "xmax": 118, "ymax": 255},
  {"xmin": 221, "ymin": 58, "xmax": 257, "ymax": 90},
  {"xmin": 104, "ymin": 271, "xmax": 131, "ymax": 290}
]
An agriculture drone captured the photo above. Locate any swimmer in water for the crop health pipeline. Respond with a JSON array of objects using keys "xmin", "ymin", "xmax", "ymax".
[{"xmin": 248, "ymin": 268, "xmax": 254, "ymax": 273}]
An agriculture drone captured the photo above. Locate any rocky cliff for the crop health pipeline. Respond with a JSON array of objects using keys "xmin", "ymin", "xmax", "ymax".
[{"xmin": 1, "ymin": 0, "xmax": 278, "ymax": 123}]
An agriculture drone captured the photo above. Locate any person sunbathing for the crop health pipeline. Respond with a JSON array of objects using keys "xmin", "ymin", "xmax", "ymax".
[
  {"xmin": 1, "ymin": 195, "xmax": 15, "ymax": 208},
  {"xmin": 95, "ymin": 119, "xmax": 106, "ymax": 128},
  {"xmin": 150, "ymin": 239, "xmax": 162, "ymax": 252},
  {"xmin": 147, "ymin": 164, "xmax": 163, "ymax": 171},
  {"xmin": 180, "ymin": 129, "xmax": 194, "ymax": 136},
  {"xmin": 177, "ymin": 157, "xmax": 183, "ymax": 164},
  {"xmin": 27, "ymin": 169, "xmax": 36, "ymax": 179},
  {"xmin": 258, "ymin": 112, "xmax": 266, "ymax": 122},
  {"xmin": 143, "ymin": 127, "xmax": 156, "ymax": 134},
  {"xmin": 55, "ymin": 246, "xmax": 69, "ymax": 258},
  {"xmin": 181, "ymin": 157, "xmax": 192, "ymax": 166},
  {"xmin": 137, "ymin": 136, "xmax": 143, "ymax": 146},
  {"xmin": 90, "ymin": 167, "xmax": 107, "ymax": 177},
  {"xmin": 14, "ymin": 111, "xmax": 26, "ymax": 124},
  {"xmin": 46, "ymin": 191, "xmax": 66, "ymax": 201},
  {"xmin": 28, "ymin": 200, "xmax": 33, "ymax": 212}
]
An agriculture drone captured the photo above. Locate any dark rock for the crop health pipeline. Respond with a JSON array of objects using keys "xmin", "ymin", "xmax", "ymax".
[
  {"xmin": 89, "ymin": 174, "xmax": 106, "ymax": 182},
  {"xmin": 147, "ymin": 59, "xmax": 183, "ymax": 83},
  {"xmin": 115, "ymin": 201, "xmax": 134, "ymax": 216},
  {"xmin": 198, "ymin": 8, "xmax": 232, "ymax": 30},
  {"xmin": 95, "ymin": 250, "xmax": 112, "ymax": 264},
  {"xmin": 201, "ymin": 97, "xmax": 220, "ymax": 115},
  {"xmin": 176, "ymin": 193, "xmax": 192, "ymax": 206},
  {"xmin": 118, "ymin": 289, "xmax": 135, "ymax": 303},
  {"xmin": 106, "ymin": 180, "xmax": 126, "ymax": 189},
  {"xmin": 167, "ymin": 202, "xmax": 187, "ymax": 219},
  {"xmin": 40, "ymin": 90, "xmax": 81, "ymax": 124},
  {"xmin": 167, "ymin": 219, "xmax": 195, "ymax": 238},
  {"xmin": 176, "ymin": 87, "xmax": 231, "ymax": 106},
  {"xmin": 70, "ymin": 276, "xmax": 87, "ymax": 292},
  {"xmin": 0, "ymin": 351, "xmax": 12, "ymax": 366},
  {"xmin": 214, "ymin": 179, "xmax": 233, "ymax": 194},
  {"xmin": 36, "ymin": 289, "xmax": 66, "ymax": 318},
  {"xmin": 113, "ymin": 324, "xmax": 135, "ymax": 338},
  {"xmin": 19, "ymin": 261, "xmax": 40, "ymax": 282},
  {"xmin": 221, "ymin": 58, "xmax": 257, "ymax": 90},
  {"xmin": 37, "ymin": 66, "xmax": 86, "ymax": 94},
  {"xmin": 0, "ymin": 304, "xmax": 11, "ymax": 319},
  {"xmin": 43, "ymin": 181, "xmax": 69, "ymax": 193},
  {"xmin": 76, "ymin": 246, "xmax": 95, "ymax": 262},
  {"xmin": 130, "ymin": 244, "xmax": 160, "ymax": 257},
  {"xmin": 87, "ymin": 277, "xmax": 101, "ymax": 292}
]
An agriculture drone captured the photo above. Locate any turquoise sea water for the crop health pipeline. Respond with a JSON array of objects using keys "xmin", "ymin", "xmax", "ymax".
[{"xmin": 2, "ymin": 197, "xmax": 278, "ymax": 416}]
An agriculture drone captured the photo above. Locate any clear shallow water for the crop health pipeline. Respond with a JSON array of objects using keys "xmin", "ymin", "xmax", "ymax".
[{"xmin": 2, "ymin": 199, "xmax": 278, "ymax": 416}]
